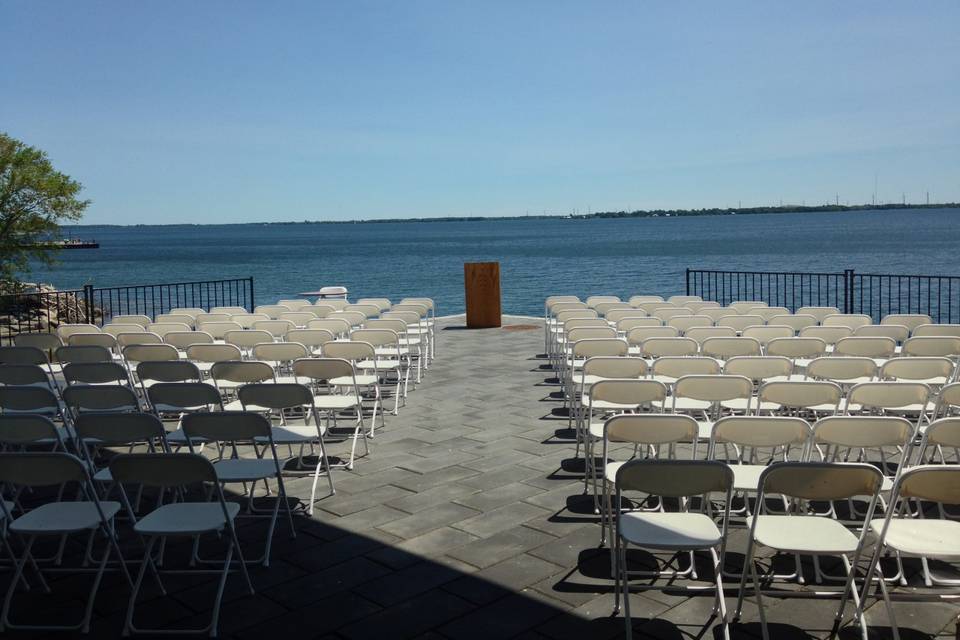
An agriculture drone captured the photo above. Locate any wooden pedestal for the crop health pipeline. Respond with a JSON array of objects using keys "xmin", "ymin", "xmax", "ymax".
[{"xmin": 464, "ymin": 262, "xmax": 502, "ymax": 328}]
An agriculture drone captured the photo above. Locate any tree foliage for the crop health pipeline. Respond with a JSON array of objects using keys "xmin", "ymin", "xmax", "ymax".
[{"xmin": 0, "ymin": 132, "xmax": 89, "ymax": 291}]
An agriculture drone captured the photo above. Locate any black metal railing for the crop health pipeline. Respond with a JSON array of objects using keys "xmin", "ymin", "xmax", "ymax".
[
  {"xmin": 0, "ymin": 277, "xmax": 254, "ymax": 344},
  {"xmin": 686, "ymin": 268, "xmax": 960, "ymax": 323}
]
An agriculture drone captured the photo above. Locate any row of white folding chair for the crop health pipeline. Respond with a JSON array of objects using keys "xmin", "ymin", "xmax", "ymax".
[{"xmin": 607, "ymin": 455, "xmax": 960, "ymax": 640}]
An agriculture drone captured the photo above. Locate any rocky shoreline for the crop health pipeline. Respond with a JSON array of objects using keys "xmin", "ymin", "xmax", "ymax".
[{"xmin": 0, "ymin": 284, "xmax": 100, "ymax": 340}]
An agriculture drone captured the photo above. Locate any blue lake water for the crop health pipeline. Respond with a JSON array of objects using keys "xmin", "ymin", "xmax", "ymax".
[{"xmin": 26, "ymin": 208, "xmax": 960, "ymax": 317}]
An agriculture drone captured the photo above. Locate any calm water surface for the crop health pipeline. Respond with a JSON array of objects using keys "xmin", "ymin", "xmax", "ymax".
[{"xmin": 28, "ymin": 208, "xmax": 960, "ymax": 317}]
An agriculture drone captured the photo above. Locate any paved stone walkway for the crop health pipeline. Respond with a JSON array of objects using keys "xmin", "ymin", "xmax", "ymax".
[{"xmin": 4, "ymin": 315, "xmax": 959, "ymax": 638}]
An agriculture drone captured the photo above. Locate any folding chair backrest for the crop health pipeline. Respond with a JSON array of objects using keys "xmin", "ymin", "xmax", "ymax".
[
  {"xmin": 555, "ymin": 310, "xmax": 597, "ymax": 323},
  {"xmin": 0, "ymin": 386, "xmax": 60, "ymax": 413},
  {"xmin": 210, "ymin": 306, "xmax": 248, "ymax": 315},
  {"xmin": 210, "ymin": 360, "xmax": 275, "ymax": 384},
  {"xmin": 224, "ymin": 329, "xmax": 275, "ymax": 350},
  {"xmin": 137, "ymin": 360, "xmax": 202, "ymax": 383},
  {"xmin": 882, "ymin": 314, "xmax": 932, "ymax": 331},
  {"xmin": 854, "ymin": 324, "xmax": 909, "ymax": 341},
  {"xmin": 923, "ymin": 417, "xmax": 960, "ymax": 449},
  {"xmin": 117, "ymin": 332, "xmax": 163, "ymax": 347},
  {"xmin": 701, "ymin": 337, "xmax": 762, "ymax": 359},
  {"xmin": 605, "ymin": 414, "xmax": 697, "ymax": 445},
  {"xmin": 711, "ymin": 416, "xmax": 810, "ymax": 448},
  {"xmin": 806, "ymin": 356, "xmax": 876, "ymax": 383},
  {"xmin": 823, "ymin": 314, "xmax": 872, "ymax": 330},
  {"xmin": 147, "ymin": 382, "xmax": 223, "ymax": 411},
  {"xmin": 279, "ymin": 312, "xmax": 317, "ymax": 328},
  {"xmin": 590, "ymin": 379, "xmax": 666, "ymax": 406},
  {"xmin": 364, "ymin": 319, "xmax": 407, "ymax": 334},
  {"xmin": 674, "ymin": 374, "xmax": 753, "ymax": 403},
  {"xmin": 730, "ymin": 301, "xmax": 766, "ymax": 314},
  {"xmin": 716, "ymin": 315, "xmax": 765, "ymax": 332},
  {"xmin": 74, "ymin": 411, "xmax": 166, "ymax": 445},
  {"xmin": 68, "ymin": 333, "xmax": 118, "ymax": 349},
  {"xmin": 0, "ymin": 363, "xmax": 50, "ymax": 386},
  {"xmin": 317, "ymin": 299, "xmax": 349, "ymax": 311},
  {"xmin": 170, "ymin": 307, "xmax": 206, "ymax": 318},
  {"xmin": 344, "ymin": 304, "xmax": 380, "ymax": 318},
  {"xmin": 146, "ymin": 322, "xmax": 192, "ymax": 337},
  {"xmin": 103, "ymin": 323, "xmax": 147, "ymax": 338},
  {"xmin": 351, "ymin": 328, "xmax": 398, "ymax": 348},
  {"xmin": 936, "ymin": 383, "xmax": 960, "ymax": 413},
  {"xmin": 684, "ymin": 326, "xmax": 736, "ymax": 344},
  {"xmin": 797, "ymin": 306, "xmax": 841, "ymax": 323},
  {"xmin": 307, "ymin": 319, "xmax": 351, "ymax": 336},
  {"xmin": 684, "ymin": 301, "xmax": 721, "ymax": 313},
  {"xmin": 356, "ymin": 298, "xmax": 392, "ymax": 311},
  {"xmin": 0, "ymin": 415, "xmax": 62, "ymax": 445},
  {"xmin": 912, "ymin": 324, "xmax": 960, "ymax": 338},
  {"xmin": 880, "ymin": 357, "xmax": 954, "ymax": 382},
  {"xmin": 109, "ymin": 452, "xmax": 217, "ymax": 486},
  {"xmin": 582, "ymin": 356, "xmax": 648, "ymax": 379},
  {"xmin": 769, "ymin": 314, "xmax": 818, "ymax": 333},
  {"xmin": 237, "ymin": 382, "xmax": 314, "ymax": 410},
  {"xmin": 63, "ymin": 385, "xmax": 139, "ymax": 413},
  {"xmin": 155, "ymin": 314, "xmax": 196, "ymax": 328},
  {"xmin": 637, "ymin": 302, "xmax": 673, "ymax": 314},
  {"xmin": 199, "ymin": 321, "xmax": 244, "ymax": 339},
  {"xmin": 123, "ymin": 344, "xmax": 180, "ymax": 363},
  {"xmin": 564, "ymin": 319, "xmax": 610, "ymax": 333},
  {"xmin": 668, "ymin": 315, "xmax": 713, "ymax": 333},
  {"xmin": 747, "ymin": 306, "xmax": 791, "ymax": 321},
  {"xmin": 812, "ymin": 415, "xmax": 912, "ymax": 449},
  {"xmin": 186, "ymin": 343, "xmax": 242, "ymax": 363},
  {"xmin": 231, "ymin": 313, "xmax": 271, "ymax": 329},
  {"xmin": 846, "ymin": 382, "xmax": 929, "ymax": 411},
  {"xmin": 291, "ymin": 357, "xmax": 354, "ymax": 382},
  {"xmin": 63, "ymin": 361, "xmax": 129, "ymax": 386},
  {"xmin": 0, "ymin": 452, "xmax": 88, "ymax": 486},
  {"xmin": 614, "ymin": 317, "xmax": 659, "ymax": 332},
  {"xmin": 699, "ymin": 308, "xmax": 735, "ymax": 322},
  {"xmin": 722, "ymin": 356, "xmax": 792, "ymax": 382},
  {"xmin": 651, "ymin": 356, "xmax": 720, "ymax": 379},
  {"xmin": 286, "ymin": 329, "xmax": 335, "ymax": 350},
  {"xmin": 760, "ymin": 462, "xmax": 882, "ymax": 501},
  {"xmin": 163, "ymin": 331, "xmax": 214, "ymax": 350},
  {"xmin": 616, "ymin": 459, "xmax": 733, "ymax": 497},
  {"xmin": 329, "ymin": 311, "xmax": 365, "ymax": 328},
  {"xmin": 321, "ymin": 341, "xmax": 375, "ymax": 361},
  {"xmin": 799, "ymin": 325, "xmax": 853, "ymax": 346},
  {"xmin": 651, "ymin": 308, "xmax": 690, "ymax": 322},
  {"xmin": 252, "ymin": 342, "xmax": 310, "ymax": 362},
  {"xmin": 641, "ymin": 337, "xmax": 698, "ymax": 358},
  {"xmin": 195, "ymin": 313, "xmax": 233, "ymax": 325},
  {"xmin": 628, "ymin": 295, "xmax": 663, "ymax": 306},
  {"xmin": 742, "ymin": 325, "xmax": 794, "ymax": 347},
  {"xmin": 765, "ymin": 337, "xmax": 827, "ymax": 359},
  {"xmin": 182, "ymin": 411, "xmax": 271, "ymax": 442},
  {"xmin": 278, "ymin": 299, "xmax": 312, "ymax": 311},
  {"xmin": 571, "ymin": 338, "xmax": 628, "ymax": 359},
  {"xmin": 254, "ymin": 305, "xmax": 292, "ymax": 319},
  {"xmin": 13, "ymin": 333, "xmax": 62, "ymax": 350},
  {"xmin": 606, "ymin": 309, "xmax": 647, "ymax": 323},
  {"xmin": 895, "ymin": 466, "xmax": 960, "ymax": 505},
  {"xmin": 567, "ymin": 326, "xmax": 617, "ymax": 342},
  {"xmin": 110, "ymin": 314, "xmax": 151, "ymax": 327},
  {"xmin": 57, "ymin": 324, "xmax": 101, "ymax": 340},
  {"xmin": 586, "ymin": 296, "xmax": 620, "ymax": 308},
  {"xmin": 0, "ymin": 346, "xmax": 49, "ymax": 366},
  {"xmin": 902, "ymin": 336, "xmax": 960, "ymax": 358},
  {"xmin": 626, "ymin": 326, "xmax": 679, "ymax": 346},
  {"xmin": 834, "ymin": 336, "xmax": 896, "ymax": 358},
  {"xmin": 56, "ymin": 345, "xmax": 113, "ymax": 364},
  {"xmin": 382, "ymin": 311, "xmax": 421, "ymax": 326},
  {"xmin": 757, "ymin": 380, "xmax": 842, "ymax": 410}
]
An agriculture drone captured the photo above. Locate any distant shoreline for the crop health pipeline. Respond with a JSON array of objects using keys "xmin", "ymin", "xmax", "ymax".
[{"xmin": 67, "ymin": 202, "xmax": 960, "ymax": 228}]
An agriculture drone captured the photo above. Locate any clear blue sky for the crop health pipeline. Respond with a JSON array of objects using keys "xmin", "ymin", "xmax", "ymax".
[{"xmin": 2, "ymin": 1, "xmax": 958, "ymax": 224}]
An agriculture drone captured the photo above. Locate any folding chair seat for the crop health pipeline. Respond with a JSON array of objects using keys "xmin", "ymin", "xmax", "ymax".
[
  {"xmin": 733, "ymin": 463, "xmax": 883, "ymax": 639},
  {"xmin": 650, "ymin": 356, "xmax": 720, "ymax": 385},
  {"xmin": 769, "ymin": 314, "xmax": 818, "ymax": 333},
  {"xmin": 902, "ymin": 336, "xmax": 960, "ymax": 359},
  {"xmin": 290, "ymin": 358, "xmax": 368, "ymax": 467},
  {"xmin": 756, "ymin": 380, "xmax": 842, "ymax": 417},
  {"xmin": 797, "ymin": 306, "xmax": 842, "ymax": 322},
  {"xmin": 913, "ymin": 324, "xmax": 960, "ymax": 338},
  {"xmin": 670, "ymin": 374, "xmax": 754, "ymax": 443},
  {"xmin": 108, "ymin": 453, "xmax": 253, "ymax": 636},
  {"xmin": 880, "ymin": 357, "xmax": 955, "ymax": 387},
  {"xmin": 237, "ymin": 382, "xmax": 336, "ymax": 509},
  {"xmin": 823, "ymin": 314, "xmax": 873, "ymax": 330},
  {"xmin": 882, "ymin": 313, "xmax": 932, "ymax": 331},
  {"xmin": 182, "ymin": 412, "xmax": 295, "ymax": 567},
  {"xmin": 109, "ymin": 314, "xmax": 151, "ymax": 328},
  {"xmin": 614, "ymin": 460, "xmax": 733, "ymax": 639},
  {"xmin": 0, "ymin": 452, "xmax": 128, "ymax": 634},
  {"xmin": 701, "ymin": 336, "xmax": 763, "ymax": 362},
  {"xmin": 856, "ymin": 465, "xmax": 960, "ymax": 637}
]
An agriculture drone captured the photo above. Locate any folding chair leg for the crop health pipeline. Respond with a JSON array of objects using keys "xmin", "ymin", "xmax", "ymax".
[
  {"xmin": 620, "ymin": 540, "xmax": 632, "ymax": 637},
  {"xmin": 750, "ymin": 556, "xmax": 770, "ymax": 640}
]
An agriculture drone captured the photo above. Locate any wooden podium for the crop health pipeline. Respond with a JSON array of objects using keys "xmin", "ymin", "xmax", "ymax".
[{"xmin": 464, "ymin": 262, "xmax": 502, "ymax": 328}]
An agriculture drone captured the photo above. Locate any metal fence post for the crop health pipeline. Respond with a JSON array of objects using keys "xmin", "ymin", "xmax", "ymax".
[
  {"xmin": 82, "ymin": 284, "xmax": 95, "ymax": 324},
  {"xmin": 685, "ymin": 268, "xmax": 691, "ymax": 296},
  {"xmin": 247, "ymin": 277, "xmax": 255, "ymax": 312},
  {"xmin": 843, "ymin": 269, "xmax": 854, "ymax": 314}
]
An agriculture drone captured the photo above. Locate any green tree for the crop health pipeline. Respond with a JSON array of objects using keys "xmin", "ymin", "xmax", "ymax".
[{"xmin": 0, "ymin": 133, "xmax": 89, "ymax": 292}]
